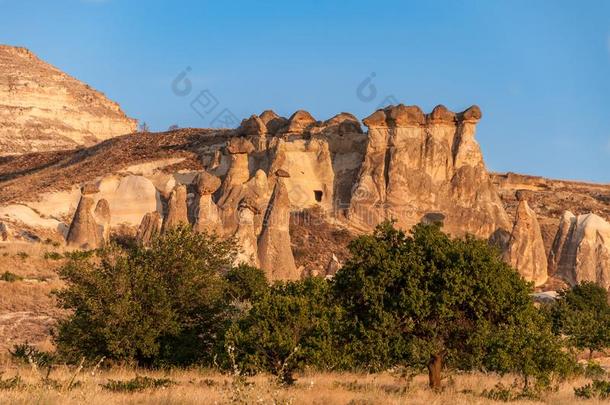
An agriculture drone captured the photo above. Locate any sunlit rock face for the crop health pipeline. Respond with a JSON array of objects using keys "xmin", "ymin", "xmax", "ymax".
[
  {"xmin": 505, "ymin": 195, "xmax": 548, "ymax": 287},
  {"xmin": 0, "ymin": 45, "xmax": 136, "ymax": 155},
  {"xmin": 4, "ymin": 98, "xmax": 608, "ymax": 286},
  {"xmin": 349, "ymin": 104, "xmax": 511, "ymax": 241},
  {"xmin": 549, "ymin": 212, "xmax": 610, "ymax": 289}
]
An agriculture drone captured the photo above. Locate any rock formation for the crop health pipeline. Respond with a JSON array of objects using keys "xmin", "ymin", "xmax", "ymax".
[
  {"xmin": 548, "ymin": 212, "xmax": 610, "ymax": 289},
  {"xmin": 162, "ymin": 184, "xmax": 188, "ymax": 231},
  {"xmin": 136, "ymin": 211, "xmax": 162, "ymax": 246},
  {"xmin": 2, "ymin": 98, "xmax": 608, "ymax": 287},
  {"xmin": 193, "ymin": 171, "xmax": 222, "ymax": 234},
  {"xmin": 257, "ymin": 170, "xmax": 298, "ymax": 280},
  {"xmin": 0, "ymin": 222, "xmax": 10, "ymax": 241},
  {"xmin": 233, "ymin": 197, "xmax": 260, "ymax": 266},
  {"xmin": 217, "ymin": 137, "xmax": 255, "ymax": 232},
  {"xmin": 66, "ymin": 195, "xmax": 102, "ymax": 249},
  {"xmin": 505, "ymin": 193, "xmax": 548, "ymax": 286},
  {"xmin": 349, "ymin": 104, "xmax": 511, "ymax": 242},
  {"xmin": 0, "ymin": 45, "xmax": 136, "ymax": 155},
  {"xmin": 93, "ymin": 199, "xmax": 111, "ymax": 245}
]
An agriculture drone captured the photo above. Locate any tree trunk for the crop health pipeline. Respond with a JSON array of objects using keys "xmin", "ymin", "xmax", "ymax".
[
  {"xmin": 427, "ymin": 353, "xmax": 442, "ymax": 390},
  {"xmin": 589, "ymin": 348, "xmax": 594, "ymax": 361}
]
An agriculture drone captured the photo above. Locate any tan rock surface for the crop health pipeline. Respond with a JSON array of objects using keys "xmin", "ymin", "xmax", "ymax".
[
  {"xmin": 349, "ymin": 104, "xmax": 511, "ymax": 241},
  {"xmin": 233, "ymin": 197, "xmax": 259, "ymax": 266},
  {"xmin": 162, "ymin": 184, "xmax": 189, "ymax": 231},
  {"xmin": 193, "ymin": 171, "xmax": 222, "ymax": 234},
  {"xmin": 505, "ymin": 197, "xmax": 548, "ymax": 286},
  {"xmin": 257, "ymin": 173, "xmax": 298, "ymax": 280},
  {"xmin": 0, "ymin": 45, "xmax": 136, "ymax": 155},
  {"xmin": 66, "ymin": 195, "xmax": 102, "ymax": 249},
  {"xmin": 136, "ymin": 211, "xmax": 162, "ymax": 246},
  {"xmin": 93, "ymin": 198, "xmax": 111, "ymax": 244}
]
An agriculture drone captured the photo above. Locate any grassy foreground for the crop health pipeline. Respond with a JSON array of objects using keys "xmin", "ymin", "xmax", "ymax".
[{"xmin": 0, "ymin": 365, "xmax": 605, "ymax": 405}]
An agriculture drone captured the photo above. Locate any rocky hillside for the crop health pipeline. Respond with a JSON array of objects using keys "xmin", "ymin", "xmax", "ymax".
[
  {"xmin": 0, "ymin": 45, "xmax": 137, "ymax": 155},
  {"xmin": 1, "ymin": 105, "xmax": 609, "ymax": 290}
]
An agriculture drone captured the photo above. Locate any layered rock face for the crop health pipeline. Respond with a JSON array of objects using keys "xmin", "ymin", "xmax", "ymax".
[
  {"xmin": 549, "ymin": 212, "xmax": 610, "ymax": 289},
  {"xmin": 0, "ymin": 45, "xmax": 136, "ymax": 155},
  {"xmin": 349, "ymin": 105, "xmax": 511, "ymax": 241},
  {"xmin": 505, "ymin": 194, "xmax": 548, "ymax": 286}
]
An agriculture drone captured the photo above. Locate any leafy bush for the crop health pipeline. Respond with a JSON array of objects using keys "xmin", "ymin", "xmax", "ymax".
[
  {"xmin": 55, "ymin": 225, "xmax": 237, "ymax": 366},
  {"xmin": 101, "ymin": 376, "xmax": 175, "ymax": 392},
  {"xmin": 584, "ymin": 362, "xmax": 607, "ymax": 379},
  {"xmin": 10, "ymin": 343, "xmax": 55, "ymax": 367},
  {"xmin": 1, "ymin": 271, "xmax": 22, "ymax": 282},
  {"xmin": 548, "ymin": 282, "xmax": 610, "ymax": 359},
  {"xmin": 574, "ymin": 379, "xmax": 610, "ymax": 399},
  {"xmin": 226, "ymin": 277, "xmax": 344, "ymax": 384},
  {"xmin": 482, "ymin": 382, "xmax": 541, "ymax": 402}
]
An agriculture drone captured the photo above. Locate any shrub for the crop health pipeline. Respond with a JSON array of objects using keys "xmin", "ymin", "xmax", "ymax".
[
  {"xmin": 55, "ymin": 225, "xmax": 237, "ymax": 366},
  {"xmin": 482, "ymin": 382, "xmax": 541, "ymax": 402},
  {"xmin": 548, "ymin": 282, "xmax": 610, "ymax": 359},
  {"xmin": 584, "ymin": 361, "xmax": 607, "ymax": 379},
  {"xmin": 574, "ymin": 379, "xmax": 610, "ymax": 399},
  {"xmin": 1, "ymin": 271, "xmax": 22, "ymax": 282},
  {"xmin": 226, "ymin": 277, "xmax": 344, "ymax": 384},
  {"xmin": 44, "ymin": 251, "xmax": 63, "ymax": 260},
  {"xmin": 10, "ymin": 343, "xmax": 55, "ymax": 367},
  {"xmin": 101, "ymin": 376, "xmax": 175, "ymax": 392},
  {"xmin": 0, "ymin": 374, "xmax": 24, "ymax": 390}
]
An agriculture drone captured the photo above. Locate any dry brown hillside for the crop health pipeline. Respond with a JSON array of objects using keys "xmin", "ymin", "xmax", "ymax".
[{"xmin": 0, "ymin": 128, "xmax": 228, "ymax": 204}]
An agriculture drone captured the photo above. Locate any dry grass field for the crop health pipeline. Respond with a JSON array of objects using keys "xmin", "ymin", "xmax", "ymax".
[{"xmin": 0, "ymin": 365, "xmax": 607, "ymax": 405}]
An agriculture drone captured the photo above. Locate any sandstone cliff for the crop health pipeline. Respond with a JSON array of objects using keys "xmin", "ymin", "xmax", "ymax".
[
  {"xmin": 0, "ymin": 45, "xmax": 136, "ymax": 155},
  {"xmin": 349, "ymin": 105, "xmax": 511, "ymax": 242}
]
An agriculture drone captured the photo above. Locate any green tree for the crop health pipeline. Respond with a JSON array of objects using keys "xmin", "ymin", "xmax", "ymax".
[
  {"xmin": 549, "ymin": 282, "xmax": 610, "ymax": 360},
  {"xmin": 333, "ymin": 221, "xmax": 570, "ymax": 389},
  {"xmin": 226, "ymin": 277, "xmax": 343, "ymax": 385},
  {"xmin": 55, "ymin": 225, "xmax": 237, "ymax": 366},
  {"xmin": 225, "ymin": 264, "xmax": 269, "ymax": 303}
]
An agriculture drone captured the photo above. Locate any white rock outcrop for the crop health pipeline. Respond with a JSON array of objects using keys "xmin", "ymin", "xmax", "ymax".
[{"xmin": 549, "ymin": 212, "xmax": 610, "ymax": 289}]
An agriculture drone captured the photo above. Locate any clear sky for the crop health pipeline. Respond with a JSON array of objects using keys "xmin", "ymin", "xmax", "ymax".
[{"xmin": 1, "ymin": 0, "xmax": 609, "ymax": 182}]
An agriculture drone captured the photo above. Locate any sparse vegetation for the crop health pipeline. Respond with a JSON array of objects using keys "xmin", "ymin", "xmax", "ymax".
[
  {"xmin": 574, "ymin": 379, "xmax": 610, "ymax": 399},
  {"xmin": 101, "ymin": 376, "xmax": 175, "ymax": 392},
  {"xmin": 1, "ymin": 270, "xmax": 22, "ymax": 282},
  {"xmin": 44, "ymin": 251, "xmax": 63, "ymax": 260}
]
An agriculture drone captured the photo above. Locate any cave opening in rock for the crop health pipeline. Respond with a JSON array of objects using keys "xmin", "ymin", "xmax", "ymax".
[{"xmin": 314, "ymin": 190, "xmax": 323, "ymax": 202}]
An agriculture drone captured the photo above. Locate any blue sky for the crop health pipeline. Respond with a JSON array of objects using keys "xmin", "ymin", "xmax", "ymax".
[{"xmin": 1, "ymin": 0, "xmax": 609, "ymax": 182}]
